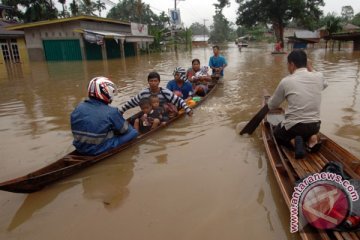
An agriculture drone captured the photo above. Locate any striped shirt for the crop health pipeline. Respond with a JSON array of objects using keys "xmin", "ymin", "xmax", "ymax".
[{"xmin": 120, "ymin": 87, "xmax": 191, "ymax": 114}]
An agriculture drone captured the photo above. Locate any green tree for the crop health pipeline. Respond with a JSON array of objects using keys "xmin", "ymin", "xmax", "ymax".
[
  {"xmin": 58, "ymin": 0, "xmax": 70, "ymax": 17},
  {"xmin": 189, "ymin": 22, "xmax": 209, "ymax": 35},
  {"xmin": 352, "ymin": 13, "xmax": 360, "ymax": 26},
  {"xmin": 20, "ymin": 0, "xmax": 58, "ymax": 22},
  {"xmin": 1, "ymin": 0, "xmax": 23, "ymax": 21},
  {"xmin": 69, "ymin": 0, "xmax": 79, "ymax": 16},
  {"xmin": 93, "ymin": 0, "xmax": 106, "ymax": 17},
  {"xmin": 156, "ymin": 11, "xmax": 169, "ymax": 28},
  {"xmin": 210, "ymin": 12, "xmax": 231, "ymax": 43},
  {"xmin": 236, "ymin": 0, "xmax": 324, "ymax": 45},
  {"xmin": 341, "ymin": 5, "xmax": 354, "ymax": 21},
  {"xmin": 107, "ymin": 0, "xmax": 157, "ymax": 24},
  {"xmin": 79, "ymin": 0, "xmax": 95, "ymax": 16},
  {"xmin": 209, "ymin": 0, "xmax": 232, "ymax": 43},
  {"xmin": 325, "ymin": 14, "xmax": 343, "ymax": 35}
]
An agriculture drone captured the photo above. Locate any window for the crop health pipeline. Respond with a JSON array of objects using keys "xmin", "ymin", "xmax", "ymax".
[
  {"xmin": 1, "ymin": 39, "xmax": 21, "ymax": 63},
  {"xmin": 11, "ymin": 41, "xmax": 20, "ymax": 63},
  {"xmin": 1, "ymin": 43, "xmax": 10, "ymax": 62}
]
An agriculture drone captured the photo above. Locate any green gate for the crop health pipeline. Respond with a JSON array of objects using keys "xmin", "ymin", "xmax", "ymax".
[
  {"xmin": 124, "ymin": 42, "xmax": 135, "ymax": 57},
  {"xmin": 43, "ymin": 40, "xmax": 82, "ymax": 61},
  {"xmin": 106, "ymin": 39, "xmax": 121, "ymax": 59},
  {"xmin": 84, "ymin": 41, "xmax": 102, "ymax": 60}
]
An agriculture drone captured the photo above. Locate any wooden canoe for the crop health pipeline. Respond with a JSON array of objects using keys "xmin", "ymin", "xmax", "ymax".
[
  {"xmin": 271, "ymin": 51, "xmax": 287, "ymax": 55},
  {"xmin": 0, "ymin": 79, "xmax": 219, "ymax": 194},
  {"xmin": 261, "ymin": 98, "xmax": 360, "ymax": 239}
]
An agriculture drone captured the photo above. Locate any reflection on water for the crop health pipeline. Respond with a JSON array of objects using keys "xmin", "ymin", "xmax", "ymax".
[
  {"xmin": 82, "ymin": 160, "xmax": 135, "ymax": 210},
  {"xmin": 7, "ymin": 181, "xmax": 79, "ymax": 231},
  {"xmin": 0, "ymin": 44, "xmax": 359, "ymax": 240}
]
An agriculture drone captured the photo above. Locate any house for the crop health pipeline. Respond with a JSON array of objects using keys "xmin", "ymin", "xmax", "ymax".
[
  {"xmin": 192, "ymin": 35, "xmax": 209, "ymax": 47},
  {"xmin": 6, "ymin": 15, "xmax": 154, "ymax": 61},
  {"xmin": 342, "ymin": 23, "xmax": 360, "ymax": 33},
  {"xmin": 0, "ymin": 4, "xmax": 28, "ymax": 64},
  {"xmin": 286, "ymin": 30, "xmax": 320, "ymax": 49}
]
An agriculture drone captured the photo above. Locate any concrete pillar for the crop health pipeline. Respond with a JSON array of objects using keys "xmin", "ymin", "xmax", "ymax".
[
  {"xmin": 101, "ymin": 40, "xmax": 107, "ymax": 60},
  {"xmin": 120, "ymin": 38, "xmax": 125, "ymax": 59},
  {"xmin": 79, "ymin": 36, "xmax": 86, "ymax": 60},
  {"xmin": 354, "ymin": 39, "xmax": 360, "ymax": 51}
]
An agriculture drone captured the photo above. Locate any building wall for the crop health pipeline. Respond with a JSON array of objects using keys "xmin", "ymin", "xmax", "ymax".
[
  {"xmin": 0, "ymin": 44, "xmax": 3, "ymax": 64},
  {"xmin": 24, "ymin": 20, "xmax": 131, "ymax": 61},
  {"xmin": 79, "ymin": 21, "xmax": 130, "ymax": 33},
  {"xmin": 17, "ymin": 37, "xmax": 29, "ymax": 63},
  {"xmin": 24, "ymin": 22, "xmax": 82, "ymax": 61},
  {"xmin": 0, "ymin": 37, "xmax": 28, "ymax": 64}
]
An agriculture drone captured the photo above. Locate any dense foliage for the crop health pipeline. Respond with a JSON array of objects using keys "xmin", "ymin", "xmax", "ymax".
[{"xmin": 236, "ymin": 0, "xmax": 325, "ymax": 44}]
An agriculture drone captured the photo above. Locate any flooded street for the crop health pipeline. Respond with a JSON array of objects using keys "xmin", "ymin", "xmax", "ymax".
[{"xmin": 0, "ymin": 44, "xmax": 359, "ymax": 240}]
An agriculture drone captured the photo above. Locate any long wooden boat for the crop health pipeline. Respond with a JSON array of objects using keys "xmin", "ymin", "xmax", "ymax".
[
  {"xmin": 271, "ymin": 51, "xmax": 287, "ymax": 55},
  {"xmin": 0, "ymin": 79, "xmax": 219, "ymax": 194},
  {"xmin": 261, "ymin": 96, "xmax": 360, "ymax": 240}
]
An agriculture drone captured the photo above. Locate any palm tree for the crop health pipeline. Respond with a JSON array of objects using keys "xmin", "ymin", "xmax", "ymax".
[
  {"xmin": 70, "ymin": 0, "xmax": 79, "ymax": 16},
  {"xmin": 94, "ymin": 0, "xmax": 106, "ymax": 17},
  {"xmin": 58, "ymin": 0, "xmax": 66, "ymax": 17},
  {"xmin": 79, "ymin": 0, "xmax": 95, "ymax": 16},
  {"xmin": 325, "ymin": 15, "xmax": 343, "ymax": 50}
]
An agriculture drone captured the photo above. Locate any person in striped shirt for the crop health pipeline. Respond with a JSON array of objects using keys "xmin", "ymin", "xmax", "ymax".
[{"xmin": 119, "ymin": 71, "xmax": 193, "ymax": 116}]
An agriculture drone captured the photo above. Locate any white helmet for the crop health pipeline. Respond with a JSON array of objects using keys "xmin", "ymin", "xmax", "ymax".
[{"xmin": 88, "ymin": 76, "xmax": 117, "ymax": 104}]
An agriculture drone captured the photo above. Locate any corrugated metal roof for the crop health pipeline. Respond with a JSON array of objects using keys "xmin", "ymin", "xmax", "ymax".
[
  {"xmin": 294, "ymin": 30, "xmax": 319, "ymax": 39},
  {"xmin": 343, "ymin": 23, "xmax": 360, "ymax": 30},
  {"xmin": 6, "ymin": 15, "xmax": 130, "ymax": 30},
  {"xmin": 192, "ymin": 35, "xmax": 209, "ymax": 42},
  {"xmin": 0, "ymin": 21, "xmax": 24, "ymax": 36}
]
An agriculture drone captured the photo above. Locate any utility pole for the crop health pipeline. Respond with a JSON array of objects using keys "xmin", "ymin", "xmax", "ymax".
[
  {"xmin": 203, "ymin": 19, "xmax": 208, "ymax": 43},
  {"xmin": 172, "ymin": 0, "xmax": 185, "ymax": 52}
]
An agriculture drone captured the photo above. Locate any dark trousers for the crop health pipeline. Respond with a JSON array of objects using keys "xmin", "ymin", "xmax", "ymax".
[{"xmin": 274, "ymin": 121, "xmax": 321, "ymax": 149}]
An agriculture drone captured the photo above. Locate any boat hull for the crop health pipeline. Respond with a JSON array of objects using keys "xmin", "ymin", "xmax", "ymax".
[
  {"xmin": 261, "ymin": 104, "xmax": 360, "ymax": 239},
  {"xmin": 0, "ymin": 80, "xmax": 219, "ymax": 193}
]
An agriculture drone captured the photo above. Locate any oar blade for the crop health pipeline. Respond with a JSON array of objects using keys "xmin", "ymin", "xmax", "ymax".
[{"xmin": 240, "ymin": 104, "xmax": 269, "ymax": 135}]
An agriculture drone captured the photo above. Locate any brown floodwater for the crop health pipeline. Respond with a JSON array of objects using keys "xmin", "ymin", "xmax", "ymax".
[{"xmin": 0, "ymin": 44, "xmax": 359, "ymax": 240}]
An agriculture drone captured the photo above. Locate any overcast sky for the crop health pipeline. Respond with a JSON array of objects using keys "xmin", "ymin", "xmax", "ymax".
[{"xmin": 138, "ymin": 0, "xmax": 360, "ymax": 27}]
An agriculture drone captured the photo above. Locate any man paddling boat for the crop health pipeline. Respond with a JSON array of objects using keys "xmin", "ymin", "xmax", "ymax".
[{"xmin": 267, "ymin": 50, "xmax": 328, "ymax": 159}]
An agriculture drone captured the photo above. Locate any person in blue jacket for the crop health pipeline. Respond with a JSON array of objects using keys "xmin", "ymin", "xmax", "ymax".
[
  {"xmin": 166, "ymin": 67, "xmax": 193, "ymax": 99},
  {"xmin": 71, "ymin": 76, "xmax": 138, "ymax": 155},
  {"xmin": 209, "ymin": 45, "xmax": 227, "ymax": 77}
]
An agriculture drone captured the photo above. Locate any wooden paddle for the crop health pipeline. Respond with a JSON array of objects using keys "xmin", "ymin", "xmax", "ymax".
[{"xmin": 239, "ymin": 104, "xmax": 269, "ymax": 135}]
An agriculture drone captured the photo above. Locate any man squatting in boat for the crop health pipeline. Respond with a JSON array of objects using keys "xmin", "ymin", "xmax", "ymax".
[
  {"xmin": 266, "ymin": 49, "xmax": 328, "ymax": 159},
  {"xmin": 71, "ymin": 77, "xmax": 138, "ymax": 156}
]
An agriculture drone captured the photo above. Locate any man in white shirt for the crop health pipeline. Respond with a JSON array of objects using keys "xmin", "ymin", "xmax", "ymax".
[{"xmin": 267, "ymin": 50, "xmax": 328, "ymax": 158}]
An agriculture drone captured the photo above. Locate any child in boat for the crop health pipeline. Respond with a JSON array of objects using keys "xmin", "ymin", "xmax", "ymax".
[
  {"xmin": 134, "ymin": 98, "xmax": 161, "ymax": 133},
  {"xmin": 192, "ymin": 66, "xmax": 210, "ymax": 97},
  {"xmin": 149, "ymin": 94, "xmax": 168, "ymax": 123}
]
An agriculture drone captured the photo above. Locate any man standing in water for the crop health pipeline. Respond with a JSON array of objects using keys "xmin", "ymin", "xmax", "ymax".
[
  {"xmin": 267, "ymin": 50, "xmax": 328, "ymax": 159},
  {"xmin": 209, "ymin": 45, "xmax": 227, "ymax": 77}
]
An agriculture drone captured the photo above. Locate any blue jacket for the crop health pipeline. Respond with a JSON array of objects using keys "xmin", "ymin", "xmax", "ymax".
[
  {"xmin": 166, "ymin": 80, "xmax": 193, "ymax": 99},
  {"xmin": 71, "ymin": 98, "xmax": 138, "ymax": 155}
]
